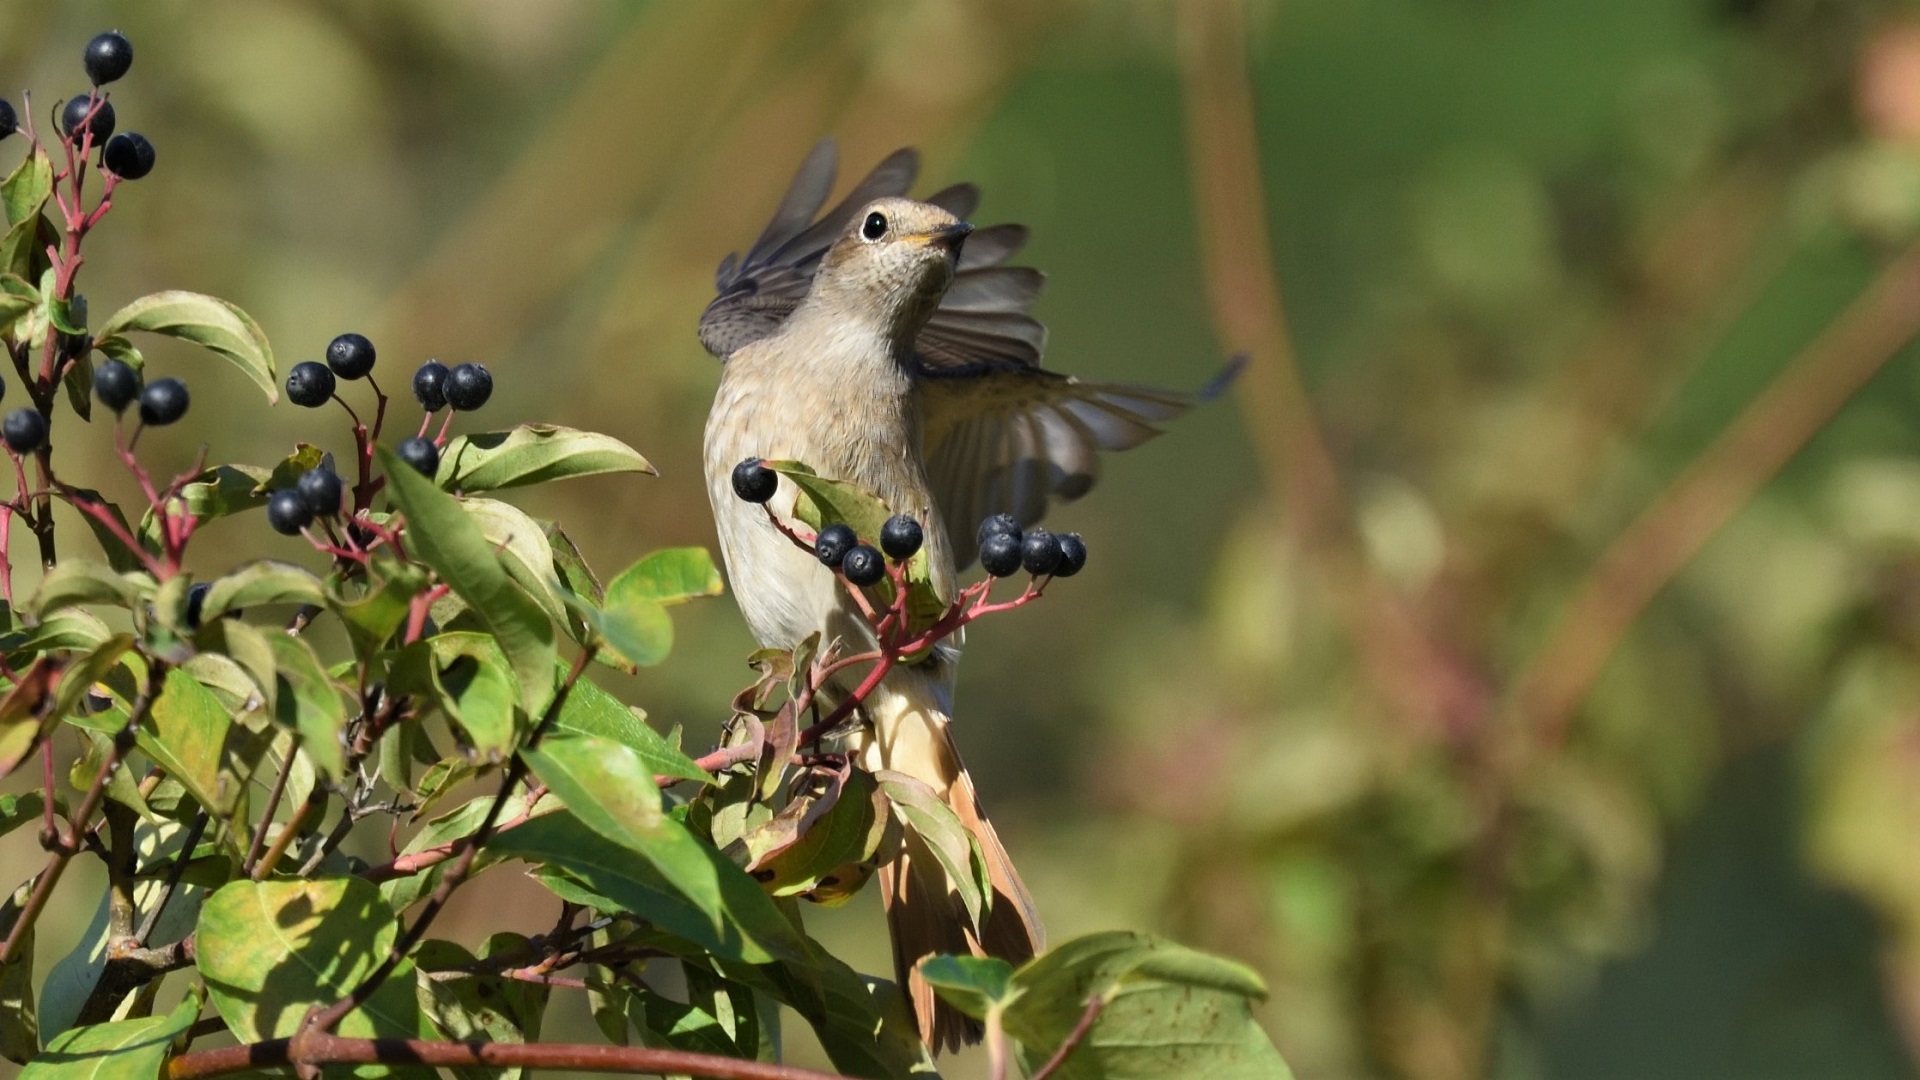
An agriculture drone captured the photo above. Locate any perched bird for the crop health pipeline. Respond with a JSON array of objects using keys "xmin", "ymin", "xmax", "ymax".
[{"xmin": 699, "ymin": 139, "xmax": 1234, "ymax": 1051}]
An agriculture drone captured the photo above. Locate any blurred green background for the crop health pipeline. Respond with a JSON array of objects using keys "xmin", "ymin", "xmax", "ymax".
[{"xmin": 9, "ymin": 0, "xmax": 1920, "ymax": 1076}]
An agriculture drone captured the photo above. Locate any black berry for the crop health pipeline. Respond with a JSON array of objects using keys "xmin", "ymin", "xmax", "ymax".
[
  {"xmin": 1, "ymin": 409, "xmax": 46, "ymax": 454},
  {"xmin": 977, "ymin": 513, "xmax": 1020, "ymax": 551},
  {"xmin": 93, "ymin": 358, "xmax": 140, "ymax": 413},
  {"xmin": 814, "ymin": 523, "xmax": 857, "ymax": 569},
  {"xmin": 138, "ymin": 377, "xmax": 188, "ymax": 425},
  {"xmin": 285, "ymin": 361, "xmax": 335, "ymax": 408},
  {"xmin": 185, "ymin": 582, "xmax": 209, "ymax": 629},
  {"xmin": 445, "ymin": 363, "xmax": 493, "ymax": 411},
  {"xmin": 0, "ymin": 99, "xmax": 15, "ymax": 141},
  {"xmin": 265, "ymin": 489, "xmax": 312, "ymax": 536},
  {"xmin": 1020, "ymin": 529, "xmax": 1061, "ymax": 576},
  {"xmin": 731, "ymin": 457, "xmax": 776, "ymax": 504},
  {"xmin": 412, "ymin": 361, "xmax": 449, "ymax": 411},
  {"xmin": 880, "ymin": 514, "xmax": 923, "ymax": 560},
  {"xmin": 842, "ymin": 544, "xmax": 885, "ymax": 586},
  {"xmin": 1053, "ymin": 533, "xmax": 1087, "ymax": 578},
  {"xmin": 326, "ymin": 333, "xmax": 376, "ymax": 380},
  {"xmin": 395, "ymin": 437, "xmax": 439, "ymax": 477},
  {"xmin": 0, "ymin": 373, "xmax": 7, "ymax": 405},
  {"xmin": 296, "ymin": 467, "xmax": 342, "ymax": 518},
  {"xmin": 101, "ymin": 132, "xmax": 154, "ymax": 180},
  {"xmin": 60, "ymin": 96, "xmax": 114, "ymax": 145},
  {"xmin": 979, "ymin": 532, "xmax": 1022, "ymax": 578},
  {"xmin": 84, "ymin": 32, "xmax": 134, "ymax": 86}
]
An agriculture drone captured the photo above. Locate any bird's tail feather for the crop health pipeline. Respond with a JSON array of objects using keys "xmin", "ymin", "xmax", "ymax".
[{"xmin": 856, "ymin": 676, "xmax": 1042, "ymax": 1053}]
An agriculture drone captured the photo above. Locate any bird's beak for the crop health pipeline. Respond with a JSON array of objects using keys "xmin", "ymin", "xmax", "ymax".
[{"xmin": 916, "ymin": 222, "xmax": 972, "ymax": 253}]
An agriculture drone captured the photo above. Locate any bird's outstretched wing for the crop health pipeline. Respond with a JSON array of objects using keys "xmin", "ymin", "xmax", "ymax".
[
  {"xmin": 918, "ymin": 360, "xmax": 1243, "ymax": 568},
  {"xmin": 705, "ymin": 140, "xmax": 1240, "ymax": 566},
  {"xmin": 698, "ymin": 138, "xmax": 1048, "ymax": 374}
]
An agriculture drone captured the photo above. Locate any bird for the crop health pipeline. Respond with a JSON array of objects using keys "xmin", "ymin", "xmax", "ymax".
[{"xmin": 699, "ymin": 138, "xmax": 1236, "ymax": 1052}]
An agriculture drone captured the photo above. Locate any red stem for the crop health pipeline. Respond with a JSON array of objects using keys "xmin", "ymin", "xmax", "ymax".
[{"xmin": 165, "ymin": 1033, "xmax": 852, "ymax": 1080}]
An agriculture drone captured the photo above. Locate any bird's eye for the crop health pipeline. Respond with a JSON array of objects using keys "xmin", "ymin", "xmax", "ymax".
[{"xmin": 861, "ymin": 211, "xmax": 888, "ymax": 241}]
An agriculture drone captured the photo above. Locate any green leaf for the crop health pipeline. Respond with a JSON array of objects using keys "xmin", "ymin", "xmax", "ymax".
[
  {"xmin": 197, "ymin": 877, "xmax": 426, "ymax": 1075},
  {"xmin": 26, "ymin": 559, "xmax": 151, "ymax": 616},
  {"xmin": 94, "ymin": 291, "xmax": 277, "ymax": 402},
  {"xmin": 0, "ymin": 793, "xmax": 49, "ymax": 842},
  {"xmin": 523, "ymin": 730, "xmax": 666, "ymax": 842},
  {"xmin": 553, "ymin": 677, "xmax": 709, "ymax": 783},
  {"xmin": 2, "ymin": 148, "xmax": 51, "ymax": 228},
  {"xmin": 709, "ymin": 947, "xmax": 935, "ymax": 1078},
  {"xmin": 569, "ymin": 547, "xmax": 722, "ymax": 669},
  {"xmin": 503, "ymin": 772, "xmax": 810, "ymax": 968},
  {"xmin": 333, "ymin": 564, "xmax": 428, "ymax": 662},
  {"xmin": 201, "ymin": 560, "xmax": 326, "ymax": 619},
  {"xmin": 0, "ymin": 875, "xmax": 40, "ymax": 1065},
  {"xmin": 495, "ymin": 810, "xmax": 779, "ymax": 960},
  {"xmin": 745, "ymin": 768, "xmax": 887, "ymax": 900},
  {"xmin": 1002, "ymin": 932, "xmax": 1290, "ymax": 1080},
  {"xmin": 63, "ymin": 489, "xmax": 144, "ymax": 573},
  {"xmin": 380, "ymin": 446, "xmax": 556, "ymax": 716},
  {"xmin": 436, "ymin": 424, "xmax": 655, "ymax": 492},
  {"xmin": 423, "ymin": 632, "xmax": 518, "ymax": 757},
  {"xmin": 0, "ymin": 216, "xmax": 52, "ymax": 288},
  {"xmin": 140, "ymin": 668, "xmax": 247, "ymax": 817},
  {"xmin": 0, "ymin": 658, "xmax": 69, "ymax": 779},
  {"xmin": 921, "ymin": 955, "xmax": 1018, "ymax": 1022},
  {"xmin": 62, "ymin": 347, "xmax": 93, "ymax": 422},
  {"xmin": 545, "ymin": 522, "xmax": 604, "ymax": 604},
  {"xmin": 615, "ymin": 547, "xmax": 724, "ymax": 606},
  {"xmin": 51, "ymin": 635, "xmax": 136, "ymax": 728},
  {"xmin": 190, "ymin": 619, "xmax": 275, "ymax": 710},
  {"xmin": 175, "ymin": 464, "xmax": 270, "ymax": 518},
  {"xmin": 18, "ymin": 990, "xmax": 198, "ymax": 1080},
  {"xmin": 568, "ymin": 589, "xmax": 671, "ymax": 669},
  {"xmin": 462, "ymin": 497, "xmax": 569, "ymax": 628},
  {"xmin": 415, "ymin": 936, "xmax": 548, "ymax": 1080},
  {"xmin": 267, "ymin": 633, "xmax": 348, "ymax": 779},
  {"xmin": 875, "ymin": 771, "xmax": 987, "ymax": 930},
  {"xmin": 0, "ymin": 274, "xmax": 36, "ymax": 335},
  {"xmin": 0, "ymin": 608, "xmax": 111, "ymax": 658},
  {"xmin": 251, "ymin": 444, "xmax": 325, "ymax": 496}
]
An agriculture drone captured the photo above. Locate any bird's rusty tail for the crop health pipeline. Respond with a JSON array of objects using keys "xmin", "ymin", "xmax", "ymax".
[{"xmin": 856, "ymin": 675, "xmax": 1043, "ymax": 1054}]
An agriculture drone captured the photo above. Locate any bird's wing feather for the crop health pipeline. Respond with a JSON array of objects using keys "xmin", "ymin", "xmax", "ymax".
[
  {"xmin": 699, "ymin": 140, "xmax": 1049, "ymax": 373},
  {"xmin": 917, "ymin": 359, "xmax": 1242, "ymax": 567}
]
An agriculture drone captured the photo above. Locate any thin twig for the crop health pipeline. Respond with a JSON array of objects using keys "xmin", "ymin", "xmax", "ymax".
[
  {"xmin": 133, "ymin": 809, "xmax": 206, "ymax": 946},
  {"xmin": 243, "ymin": 752, "xmax": 296, "ymax": 878},
  {"xmin": 1029, "ymin": 995, "xmax": 1106, "ymax": 1080}
]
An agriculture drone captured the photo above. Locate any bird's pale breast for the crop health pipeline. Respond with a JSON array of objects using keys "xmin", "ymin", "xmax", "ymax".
[{"xmin": 702, "ymin": 316, "xmax": 956, "ymax": 659}]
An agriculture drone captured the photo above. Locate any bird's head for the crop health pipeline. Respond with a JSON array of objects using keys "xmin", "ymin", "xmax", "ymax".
[{"xmin": 810, "ymin": 196, "xmax": 971, "ymax": 339}]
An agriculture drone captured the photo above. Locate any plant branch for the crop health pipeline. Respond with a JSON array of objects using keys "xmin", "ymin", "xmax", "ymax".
[
  {"xmin": 166, "ymin": 1034, "xmax": 853, "ymax": 1080},
  {"xmin": 309, "ymin": 646, "xmax": 596, "ymax": 1033},
  {"xmin": 0, "ymin": 660, "xmax": 166, "ymax": 966},
  {"xmin": 1028, "ymin": 995, "xmax": 1106, "ymax": 1080}
]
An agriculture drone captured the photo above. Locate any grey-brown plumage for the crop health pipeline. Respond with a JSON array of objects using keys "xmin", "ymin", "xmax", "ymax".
[{"xmin": 700, "ymin": 140, "xmax": 1231, "ymax": 1052}]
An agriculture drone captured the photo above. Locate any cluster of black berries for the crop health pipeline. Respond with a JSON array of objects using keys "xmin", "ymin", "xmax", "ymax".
[
  {"xmin": 974, "ymin": 513, "xmax": 1085, "ymax": 579},
  {"xmin": 0, "ymin": 33, "xmax": 157, "ymax": 181},
  {"xmin": 266, "ymin": 463, "xmax": 343, "ymax": 537},
  {"xmin": 809, "ymin": 514, "xmax": 923, "ymax": 587},
  {"xmin": 282, "ymin": 332, "xmax": 495, "ymax": 490},
  {"xmin": 87, "ymin": 357, "xmax": 190, "ymax": 428},
  {"xmin": 284, "ymin": 334, "xmax": 492, "ymax": 417},
  {"xmin": 729, "ymin": 457, "xmax": 1087, "ymax": 582}
]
